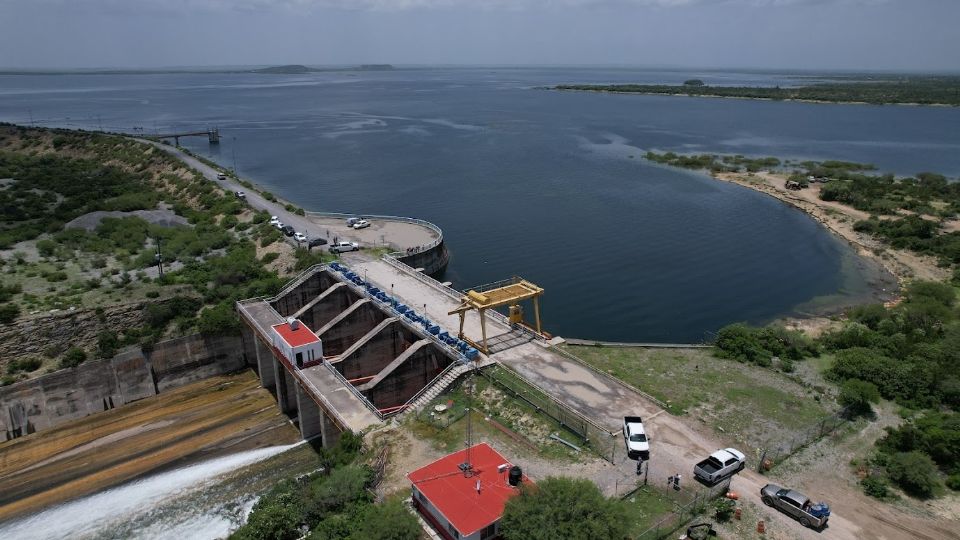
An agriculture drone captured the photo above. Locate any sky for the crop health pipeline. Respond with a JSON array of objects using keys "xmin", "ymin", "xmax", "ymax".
[{"xmin": 1, "ymin": 0, "xmax": 958, "ymax": 71}]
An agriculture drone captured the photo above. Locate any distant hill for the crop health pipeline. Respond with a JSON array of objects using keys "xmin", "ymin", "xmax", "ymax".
[
  {"xmin": 250, "ymin": 65, "xmax": 313, "ymax": 74},
  {"xmin": 359, "ymin": 64, "xmax": 394, "ymax": 71}
]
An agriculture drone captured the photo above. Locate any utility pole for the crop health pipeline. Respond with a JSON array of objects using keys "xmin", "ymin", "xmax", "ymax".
[{"xmin": 155, "ymin": 237, "xmax": 164, "ymax": 278}]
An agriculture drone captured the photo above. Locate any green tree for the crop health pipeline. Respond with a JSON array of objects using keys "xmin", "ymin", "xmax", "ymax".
[
  {"xmin": 347, "ymin": 499, "xmax": 421, "ymax": 540},
  {"xmin": 0, "ymin": 302, "xmax": 21, "ymax": 324},
  {"xmin": 230, "ymin": 492, "xmax": 302, "ymax": 540},
  {"xmin": 886, "ymin": 451, "xmax": 941, "ymax": 498},
  {"xmin": 838, "ymin": 379, "xmax": 881, "ymax": 418},
  {"xmin": 60, "ymin": 347, "xmax": 87, "ymax": 369},
  {"xmin": 97, "ymin": 330, "xmax": 120, "ymax": 359},
  {"xmin": 500, "ymin": 477, "xmax": 628, "ymax": 540},
  {"xmin": 197, "ymin": 302, "xmax": 240, "ymax": 335}
]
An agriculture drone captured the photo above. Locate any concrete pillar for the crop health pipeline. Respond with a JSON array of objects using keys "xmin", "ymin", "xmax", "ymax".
[
  {"xmin": 322, "ymin": 411, "xmax": 341, "ymax": 448},
  {"xmin": 240, "ymin": 323, "xmax": 258, "ymax": 367},
  {"xmin": 255, "ymin": 338, "xmax": 276, "ymax": 391},
  {"xmin": 296, "ymin": 383, "xmax": 323, "ymax": 440},
  {"xmin": 278, "ymin": 366, "xmax": 297, "ymax": 414},
  {"xmin": 272, "ymin": 356, "xmax": 291, "ymax": 412}
]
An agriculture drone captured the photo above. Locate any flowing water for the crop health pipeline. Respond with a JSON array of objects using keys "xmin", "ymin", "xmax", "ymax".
[
  {"xmin": 0, "ymin": 442, "xmax": 318, "ymax": 540},
  {"xmin": 2, "ymin": 67, "xmax": 957, "ymax": 341}
]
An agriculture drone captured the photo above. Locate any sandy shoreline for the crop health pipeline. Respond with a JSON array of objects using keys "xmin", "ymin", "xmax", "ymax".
[{"xmin": 706, "ymin": 170, "xmax": 950, "ymax": 334}]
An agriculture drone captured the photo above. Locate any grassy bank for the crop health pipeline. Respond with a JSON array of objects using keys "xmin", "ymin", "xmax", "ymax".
[{"xmin": 563, "ymin": 345, "xmax": 831, "ymax": 451}]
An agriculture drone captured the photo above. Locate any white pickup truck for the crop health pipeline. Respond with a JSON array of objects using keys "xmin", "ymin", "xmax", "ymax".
[
  {"xmin": 693, "ymin": 448, "xmax": 746, "ymax": 484},
  {"xmin": 622, "ymin": 416, "xmax": 650, "ymax": 460}
]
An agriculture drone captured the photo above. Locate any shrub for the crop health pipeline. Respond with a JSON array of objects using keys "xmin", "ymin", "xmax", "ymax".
[
  {"xmin": 261, "ymin": 252, "xmax": 280, "ymax": 264},
  {"xmin": 0, "ymin": 302, "xmax": 21, "ymax": 324},
  {"xmin": 946, "ymin": 474, "xmax": 960, "ymax": 491},
  {"xmin": 197, "ymin": 302, "xmax": 240, "ymax": 335},
  {"xmin": 714, "ymin": 498, "xmax": 736, "ymax": 522},
  {"xmin": 60, "ymin": 347, "xmax": 88, "ymax": 369},
  {"xmin": 839, "ymin": 379, "xmax": 881, "ymax": 417},
  {"xmin": 886, "ymin": 451, "xmax": 941, "ymax": 498},
  {"xmin": 36, "ymin": 239, "xmax": 57, "ymax": 257},
  {"xmin": 501, "ymin": 477, "xmax": 628, "ymax": 540},
  {"xmin": 97, "ymin": 330, "xmax": 120, "ymax": 359},
  {"xmin": 7, "ymin": 357, "xmax": 42, "ymax": 374},
  {"xmin": 861, "ymin": 474, "xmax": 891, "ymax": 498},
  {"xmin": 346, "ymin": 499, "xmax": 421, "ymax": 540}
]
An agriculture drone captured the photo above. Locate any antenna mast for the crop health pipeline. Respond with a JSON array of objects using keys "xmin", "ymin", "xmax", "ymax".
[{"xmin": 459, "ymin": 370, "xmax": 476, "ymax": 476}]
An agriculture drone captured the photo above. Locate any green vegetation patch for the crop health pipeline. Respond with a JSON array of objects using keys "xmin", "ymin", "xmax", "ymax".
[
  {"xmin": 565, "ymin": 345, "xmax": 830, "ymax": 451},
  {"xmin": 556, "ymin": 77, "xmax": 960, "ymax": 106},
  {"xmin": 410, "ymin": 370, "xmax": 584, "ymax": 462}
]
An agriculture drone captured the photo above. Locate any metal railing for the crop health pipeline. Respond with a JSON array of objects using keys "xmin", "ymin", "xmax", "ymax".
[
  {"xmin": 486, "ymin": 362, "xmax": 620, "ymax": 463},
  {"xmin": 306, "ymin": 211, "xmax": 444, "ymax": 254},
  {"xmin": 758, "ymin": 406, "xmax": 851, "ymax": 471},
  {"xmin": 321, "ymin": 359, "xmax": 383, "ymax": 419},
  {"xmin": 235, "ymin": 309, "xmax": 353, "ymax": 431},
  {"xmin": 397, "ymin": 362, "xmax": 467, "ymax": 418},
  {"xmin": 631, "ymin": 478, "xmax": 731, "ymax": 540}
]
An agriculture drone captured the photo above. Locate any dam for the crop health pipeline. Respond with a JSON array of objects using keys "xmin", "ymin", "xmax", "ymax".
[{"xmin": 236, "ymin": 262, "xmax": 489, "ymax": 445}]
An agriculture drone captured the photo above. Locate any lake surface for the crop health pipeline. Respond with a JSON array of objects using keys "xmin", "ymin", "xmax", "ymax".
[{"xmin": 3, "ymin": 67, "xmax": 958, "ymax": 342}]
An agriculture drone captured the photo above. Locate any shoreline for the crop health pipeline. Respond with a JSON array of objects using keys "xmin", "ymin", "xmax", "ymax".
[
  {"xmin": 705, "ymin": 169, "xmax": 949, "ymax": 333},
  {"xmin": 552, "ymin": 87, "xmax": 958, "ymax": 108}
]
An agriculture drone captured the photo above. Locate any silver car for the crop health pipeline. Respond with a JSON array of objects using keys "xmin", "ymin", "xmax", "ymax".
[{"xmin": 761, "ymin": 484, "xmax": 830, "ymax": 529}]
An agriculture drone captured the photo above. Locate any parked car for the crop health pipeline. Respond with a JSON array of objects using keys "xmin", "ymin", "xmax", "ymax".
[
  {"xmin": 346, "ymin": 217, "xmax": 363, "ymax": 227},
  {"xmin": 293, "ymin": 232, "xmax": 307, "ymax": 243},
  {"xmin": 273, "ymin": 221, "xmax": 284, "ymax": 230},
  {"xmin": 235, "ymin": 190, "xmax": 246, "ymax": 199},
  {"xmin": 329, "ymin": 241, "xmax": 359, "ymax": 254},
  {"xmin": 281, "ymin": 225, "xmax": 295, "ymax": 237},
  {"xmin": 216, "ymin": 172, "xmax": 227, "ymax": 180},
  {"xmin": 269, "ymin": 216, "xmax": 281, "ymax": 226},
  {"xmin": 693, "ymin": 448, "xmax": 745, "ymax": 484},
  {"xmin": 352, "ymin": 219, "xmax": 371, "ymax": 230},
  {"xmin": 761, "ymin": 484, "xmax": 830, "ymax": 529},
  {"xmin": 622, "ymin": 416, "xmax": 650, "ymax": 460},
  {"xmin": 308, "ymin": 238, "xmax": 328, "ymax": 248}
]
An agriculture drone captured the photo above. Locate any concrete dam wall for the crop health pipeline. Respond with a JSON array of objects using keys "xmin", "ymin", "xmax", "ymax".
[{"xmin": 0, "ymin": 334, "xmax": 244, "ymax": 442}]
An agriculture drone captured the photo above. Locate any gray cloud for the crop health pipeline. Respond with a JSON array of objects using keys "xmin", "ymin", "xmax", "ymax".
[{"xmin": 2, "ymin": 0, "xmax": 895, "ymax": 13}]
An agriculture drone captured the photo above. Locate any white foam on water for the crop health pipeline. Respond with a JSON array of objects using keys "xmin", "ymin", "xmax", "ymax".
[{"xmin": 0, "ymin": 443, "xmax": 299, "ymax": 540}]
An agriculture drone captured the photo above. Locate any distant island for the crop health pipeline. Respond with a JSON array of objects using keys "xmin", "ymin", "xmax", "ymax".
[
  {"xmin": 0, "ymin": 64, "xmax": 396, "ymax": 76},
  {"xmin": 250, "ymin": 64, "xmax": 313, "ymax": 74},
  {"xmin": 555, "ymin": 76, "xmax": 960, "ymax": 106},
  {"xmin": 249, "ymin": 64, "xmax": 394, "ymax": 74}
]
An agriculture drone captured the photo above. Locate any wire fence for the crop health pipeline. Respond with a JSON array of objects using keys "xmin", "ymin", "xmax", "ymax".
[
  {"xmin": 480, "ymin": 364, "xmax": 620, "ymax": 463},
  {"xmin": 758, "ymin": 406, "xmax": 851, "ymax": 471},
  {"xmin": 631, "ymin": 478, "xmax": 731, "ymax": 540}
]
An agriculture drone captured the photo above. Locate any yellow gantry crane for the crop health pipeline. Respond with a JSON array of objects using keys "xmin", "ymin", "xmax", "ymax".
[{"xmin": 448, "ymin": 277, "xmax": 544, "ymax": 354}]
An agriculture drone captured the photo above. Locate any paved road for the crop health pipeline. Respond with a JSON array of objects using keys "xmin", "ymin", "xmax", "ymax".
[{"xmin": 146, "ymin": 141, "xmax": 349, "ymax": 249}]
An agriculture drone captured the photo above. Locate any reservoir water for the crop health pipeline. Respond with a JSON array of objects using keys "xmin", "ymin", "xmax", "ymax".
[{"xmin": 3, "ymin": 67, "xmax": 958, "ymax": 342}]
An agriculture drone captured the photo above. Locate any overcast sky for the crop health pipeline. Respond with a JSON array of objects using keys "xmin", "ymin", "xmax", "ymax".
[{"xmin": 1, "ymin": 0, "xmax": 958, "ymax": 71}]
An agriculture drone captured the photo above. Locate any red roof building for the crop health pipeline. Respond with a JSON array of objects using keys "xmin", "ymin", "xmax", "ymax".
[
  {"xmin": 271, "ymin": 318, "xmax": 323, "ymax": 368},
  {"xmin": 407, "ymin": 443, "xmax": 528, "ymax": 540}
]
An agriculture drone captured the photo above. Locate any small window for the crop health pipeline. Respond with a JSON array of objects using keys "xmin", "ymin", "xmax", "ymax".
[
  {"xmin": 417, "ymin": 490, "xmax": 426, "ymax": 503},
  {"xmin": 295, "ymin": 352, "xmax": 303, "ymax": 368},
  {"xmin": 782, "ymin": 496, "xmax": 800, "ymax": 508},
  {"xmin": 447, "ymin": 523, "xmax": 460, "ymax": 539},
  {"xmin": 481, "ymin": 522, "xmax": 497, "ymax": 540}
]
